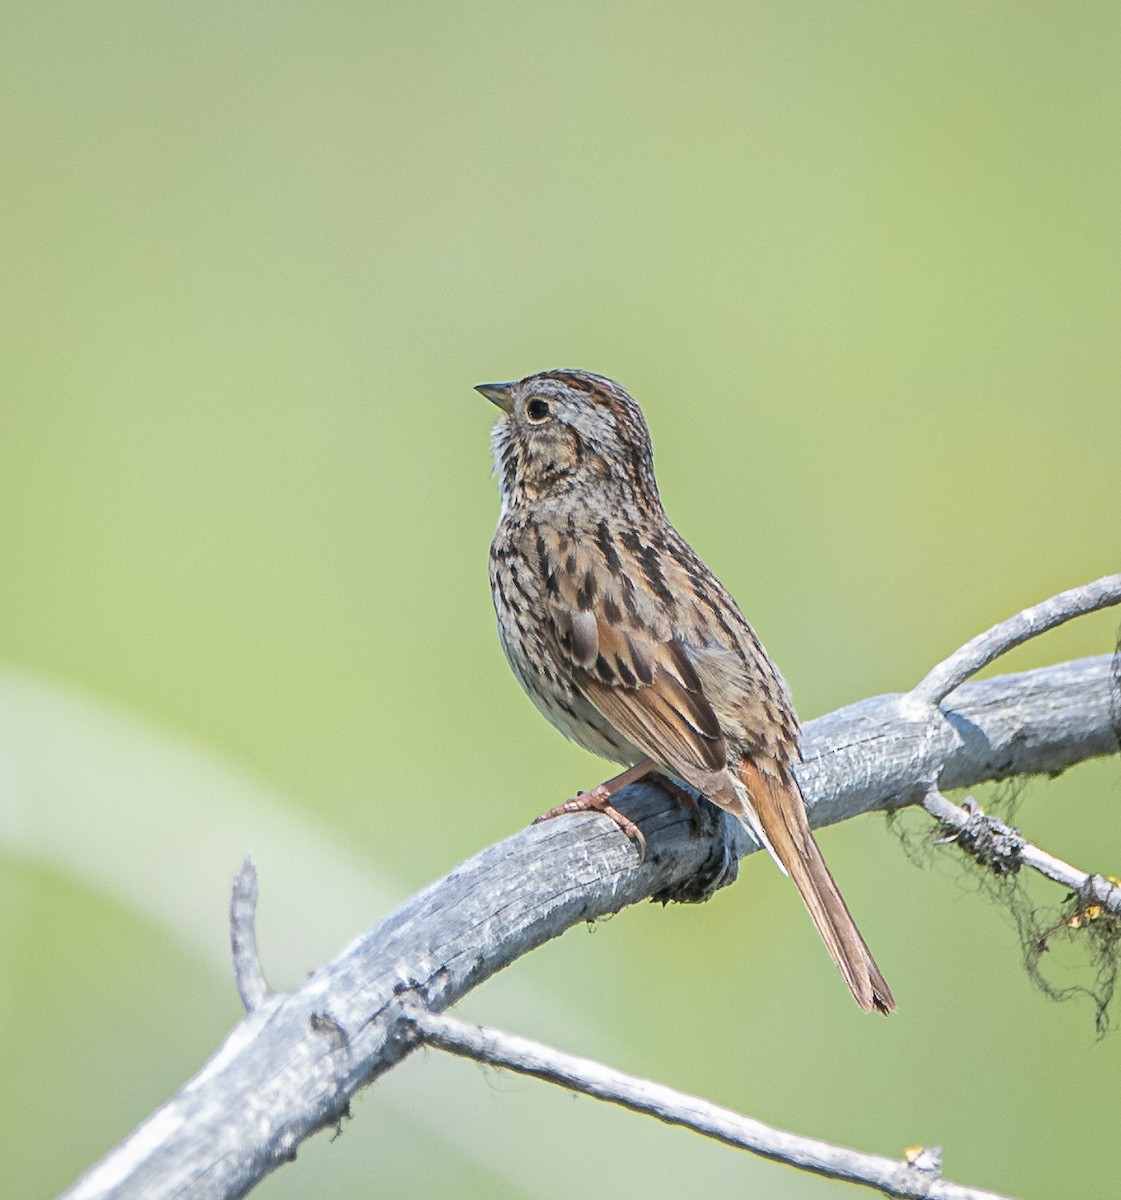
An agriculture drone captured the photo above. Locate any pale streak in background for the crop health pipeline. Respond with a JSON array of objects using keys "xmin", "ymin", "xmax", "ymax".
[{"xmin": 0, "ymin": 669, "xmax": 777, "ymax": 1200}]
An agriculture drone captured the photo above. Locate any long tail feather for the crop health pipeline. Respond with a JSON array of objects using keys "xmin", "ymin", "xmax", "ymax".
[{"xmin": 736, "ymin": 759, "xmax": 895, "ymax": 1014}]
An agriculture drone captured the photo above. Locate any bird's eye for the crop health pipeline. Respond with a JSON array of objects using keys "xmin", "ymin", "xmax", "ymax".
[{"xmin": 525, "ymin": 397, "xmax": 552, "ymax": 423}]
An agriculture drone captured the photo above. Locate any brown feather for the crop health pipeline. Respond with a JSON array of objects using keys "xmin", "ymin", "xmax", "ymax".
[
  {"xmin": 737, "ymin": 759, "xmax": 895, "ymax": 1014},
  {"xmin": 581, "ymin": 651, "xmax": 726, "ymax": 774},
  {"xmin": 486, "ymin": 369, "xmax": 895, "ymax": 1013},
  {"xmin": 544, "ymin": 556, "xmax": 734, "ymax": 779}
]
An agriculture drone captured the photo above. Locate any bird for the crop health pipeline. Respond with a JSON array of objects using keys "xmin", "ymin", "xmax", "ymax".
[{"xmin": 477, "ymin": 369, "xmax": 894, "ymax": 1014}]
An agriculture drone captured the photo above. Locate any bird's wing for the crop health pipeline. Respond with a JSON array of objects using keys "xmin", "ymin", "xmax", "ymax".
[
  {"xmin": 552, "ymin": 602, "xmax": 725, "ymax": 769},
  {"xmin": 539, "ymin": 523, "xmax": 750, "ymax": 810}
]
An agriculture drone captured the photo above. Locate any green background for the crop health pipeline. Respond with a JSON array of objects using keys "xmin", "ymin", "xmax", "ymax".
[{"xmin": 2, "ymin": 3, "xmax": 1119, "ymax": 1197}]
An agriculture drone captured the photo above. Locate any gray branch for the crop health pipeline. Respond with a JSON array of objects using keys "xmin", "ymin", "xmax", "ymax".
[
  {"xmin": 912, "ymin": 573, "xmax": 1121, "ymax": 705},
  {"xmin": 403, "ymin": 1005, "xmax": 1013, "ymax": 1200},
  {"xmin": 63, "ymin": 578, "xmax": 1121, "ymax": 1200},
  {"xmin": 922, "ymin": 788, "xmax": 1121, "ymax": 917},
  {"xmin": 229, "ymin": 855, "xmax": 268, "ymax": 1013}
]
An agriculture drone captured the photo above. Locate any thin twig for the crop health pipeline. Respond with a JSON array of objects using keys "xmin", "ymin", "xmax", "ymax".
[
  {"xmin": 403, "ymin": 1006, "xmax": 1014, "ymax": 1200},
  {"xmin": 912, "ymin": 574, "xmax": 1121, "ymax": 705},
  {"xmin": 923, "ymin": 788, "xmax": 1121, "ymax": 917},
  {"xmin": 229, "ymin": 856, "xmax": 268, "ymax": 1012},
  {"xmin": 912, "ymin": 579, "xmax": 1121, "ymax": 921}
]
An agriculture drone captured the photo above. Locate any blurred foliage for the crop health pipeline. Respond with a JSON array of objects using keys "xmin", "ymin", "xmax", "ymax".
[{"xmin": 1, "ymin": 2, "xmax": 1119, "ymax": 1197}]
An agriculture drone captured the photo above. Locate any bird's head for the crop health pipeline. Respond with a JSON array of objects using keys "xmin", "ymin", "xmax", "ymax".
[{"xmin": 476, "ymin": 369, "xmax": 658, "ymax": 511}]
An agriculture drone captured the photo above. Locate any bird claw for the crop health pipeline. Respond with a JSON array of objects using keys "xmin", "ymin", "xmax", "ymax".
[{"xmin": 533, "ymin": 785, "xmax": 648, "ymax": 863}]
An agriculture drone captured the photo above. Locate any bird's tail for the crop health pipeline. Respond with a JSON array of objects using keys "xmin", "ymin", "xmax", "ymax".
[{"xmin": 734, "ymin": 758, "xmax": 895, "ymax": 1014}]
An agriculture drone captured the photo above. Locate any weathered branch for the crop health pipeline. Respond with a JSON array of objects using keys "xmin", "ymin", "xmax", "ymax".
[
  {"xmin": 922, "ymin": 788, "xmax": 1121, "ymax": 918},
  {"xmin": 912, "ymin": 573, "xmax": 1121, "ymax": 705},
  {"xmin": 402, "ymin": 1005, "xmax": 1012, "ymax": 1200},
  {"xmin": 64, "ymin": 656, "xmax": 1118, "ymax": 1200},
  {"xmin": 229, "ymin": 856, "xmax": 268, "ymax": 1013},
  {"xmin": 64, "ymin": 577, "xmax": 1121, "ymax": 1200},
  {"xmin": 227, "ymin": 863, "xmax": 1008, "ymax": 1197}
]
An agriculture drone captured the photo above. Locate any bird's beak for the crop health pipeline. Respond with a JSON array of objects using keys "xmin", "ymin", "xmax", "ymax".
[{"xmin": 475, "ymin": 381, "xmax": 515, "ymax": 413}]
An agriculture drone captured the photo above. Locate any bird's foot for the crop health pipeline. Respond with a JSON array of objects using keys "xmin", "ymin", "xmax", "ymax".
[{"xmin": 532, "ymin": 760, "xmax": 655, "ymax": 862}]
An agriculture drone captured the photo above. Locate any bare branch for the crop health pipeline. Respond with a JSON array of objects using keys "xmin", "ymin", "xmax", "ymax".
[
  {"xmin": 923, "ymin": 788, "xmax": 1121, "ymax": 918},
  {"xmin": 229, "ymin": 857, "xmax": 268, "ymax": 1013},
  {"xmin": 912, "ymin": 574, "xmax": 1121, "ymax": 705},
  {"xmin": 63, "ymin": 652, "xmax": 1118, "ymax": 1200},
  {"xmin": 403, "ymin": 1006, "xmax": 1015, "ymax": 1200}
]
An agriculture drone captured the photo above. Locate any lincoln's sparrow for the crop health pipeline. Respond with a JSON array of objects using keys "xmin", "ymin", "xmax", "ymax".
[{"xmin": 476, "ymin": 369, "xmax": 894, "ymax": 1013}]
